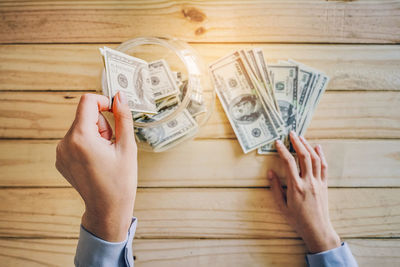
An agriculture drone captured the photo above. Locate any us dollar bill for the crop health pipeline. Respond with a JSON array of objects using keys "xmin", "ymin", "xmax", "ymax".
[
  {"xmin": 172, "ymin": 71, "xmax": 183, "ymax": 88},
  {"xmin": 178, "ymin": 80, "xmax": 207, "ymax": 117},
  {"xmin": 210, "ymin": 52, "xmax": 279, "ymax": 154},
  {"xmin": 149, "ymin": 59, "xmax": 180, "ymax": 101},
  {"xmin": 258, "ymin": 64, "xmax": 298, "ymax": 154},
  {"xmin": 135, "ymin": 106, "xmax": 198, "ymax": 149},
  {"xmin": 277, "ymin": 60, "xmax": 313, "ymax": 125},
  {"xmin": 245, "ymin": 49, "xmax": 285, "ymax": 133},
  {"xmin": 156, "ymin": 95, "xmax": 180, "ymax": 112},
  {"xmin": 298, "ymin": 74, "xmax": 329, "ymax": 135},
  {"xmin": 100, "ymin": 46, "xmax": 157, "ymax": 114},
  {"xmin": 252, "ymin": 48, "xmax": 280, "ymax": 112},
  {"xmin": 296, "ymin": 68, "xmax": 314, "ymax": 125},
  {"xmin": 268, "ymin": 64, "xmax": 298, "ymax": 131},
  {"xmin": 287, "ymin": 59, "xmax": 329, "ymax": 135},
  {"xmin": 286, "ymin": 59, "xmax": 317, "ymax": 128}
]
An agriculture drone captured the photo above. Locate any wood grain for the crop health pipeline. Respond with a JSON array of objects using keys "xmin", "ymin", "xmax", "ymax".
[
  {"xmin": 205, "ymin": 91, "xmax": 400, "ymax": 139},
  {"xmin": 0, "ymin": 0, "xmax": 399, "ymax": 43},
  {"xmin": 0, "ymin": 238, "xmax": 399, "ymax": 267},
  {"xmin": 0, "ymin": 238, "xmax": 76, "ymax": 267},
  {"xmin": 133, "ymin": 239, "xmax": 400, "ymax": 267},
  {"xmin": 0, "ymin": 188, "xmax": 399, "ymax": 239},
  {"xmin": 1, "ymin": 44, "xmax": 399, "ymax": 91},
  {"xmin": 1, "ymin": 139, "xmax": 399, "ymax": 187},
  {"xmin": 0, "ymin": 91, "xmax": 399, "ymax": 139},
  {"xmin": 0, "ymin": 1, "xmax": 399, "ymax": 265}
]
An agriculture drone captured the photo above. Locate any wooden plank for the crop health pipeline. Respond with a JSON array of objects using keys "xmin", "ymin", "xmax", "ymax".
[
  {"xmin": 0, "ymin": 1, "xmax": 399, "ymax": 43},
  {"xmin": 205, "ymin": 91, "xmax": 400, "ymax": 139},
  {"xmin": 0, "ymin": 188, "xmax": 399, "ymax": 238},
  {"xmin": 1, "ymin": 139, "xmax": 399, "ymax": 188},
  {"xmin": 134, "ymin": 239, "xmax": 400, "ymax": 267},
  {"xmin": 0, "ymin": 238, "xmax": 399, "ymax": 267},
  {"xmin": 0, "ymin": 238, "xmax": 76, "ymax": 267},
  {"xmin": 0, "ymin": 44, "xmax": 399, "ymax": 91},
  {"xmin": 0, "ymin": 91, "xmax": 399, "ymax": 139}
]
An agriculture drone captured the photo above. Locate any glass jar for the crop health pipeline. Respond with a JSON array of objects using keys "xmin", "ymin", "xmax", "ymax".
[{"xmin": 101, "ymin": 36, "xmax": 215, "ymax": 152}]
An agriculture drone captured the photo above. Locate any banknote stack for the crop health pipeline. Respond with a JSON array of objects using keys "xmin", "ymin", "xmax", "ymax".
[
  {"xmin": 100, "ymin": 47, "xmax": 206, "ymax": 151},
  {"xmin": 209, "ymin": 49, "xmax": 329, "ymax": 154}
]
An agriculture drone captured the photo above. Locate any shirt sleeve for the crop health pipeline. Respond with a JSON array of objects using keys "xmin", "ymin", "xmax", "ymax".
[
  {"xmin": 74, "ymin": 217, "xmax": 137, "ymax": 267},
  {"xmin": 306, "ymin": 242, "xmax": 358, "ymax": 267}
]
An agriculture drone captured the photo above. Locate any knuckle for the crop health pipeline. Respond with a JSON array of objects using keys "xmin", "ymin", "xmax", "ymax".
[
  {"xmin": 80, "ymin": 93, "xmax": 93, "ymax": 103},
  {"xmin": 321, "ymin": 160, "xmax": 328, "ymax": 168},
  {"xmin": 56, "ymin": 140, "xmax": 62, "ymax": 155},
  {"xmin": 281, "ymin": 155, "xmax": 290, "ymax": 163},
  {"xmin": 55, "ymin": 141, "xmax": 63, "ymax": 160},
  {"xmin": 309, "ymin": 181, "xmax": 319, "ymax": 196},
  {"xmin": 311, "ymin": 154, "xmax": 320, "ymax": 165},
  {"xmin": 55, "ymin": 142, "xmax": 64, "ymax": 171},
  {"xmin": 299, "ymin": 151, "xmax": 310, "ymax": 161},
  {"xmin": 282, "ymin": 153, "xmax": 295, "ymax": 164},
  {"xmin": 68, "ymin": 131, "xmax": 86, "ymax": 151},
  {"xmin": 284, "ymin": 158, "xmax": 296, "ymax": 169},
  {"xmin": 288, "ymin": 158, "xmax": 297, "ymax": 168},
  {"xmin": 294, "ymin": 182, "xmax": 305, "ymax": 195},
  {"xmin": 55, "ymin": 158, "xmax": 62, "ymax": 172},
  {"xmin": 116, "ymin": 111, "xmax": 132, "ymax": 122}
]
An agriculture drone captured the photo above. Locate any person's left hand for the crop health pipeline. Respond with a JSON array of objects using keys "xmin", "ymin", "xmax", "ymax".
[{"xmin": 55, "ymin": 92, "xmax": 137, "ymax": 242}]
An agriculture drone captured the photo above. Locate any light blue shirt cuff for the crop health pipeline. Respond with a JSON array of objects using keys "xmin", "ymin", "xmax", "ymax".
[
  {"xmin": 306, "ymin": 242, "xmax": 358, "ymax": 267},
  {"xmin": 75, "ymin": 217, "xmax": 137, "ymax": 267}
]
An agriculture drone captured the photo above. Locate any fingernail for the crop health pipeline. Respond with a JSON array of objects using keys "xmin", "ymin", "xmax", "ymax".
[
  {"xmin": 299, "ymin": 135, "xmax": 305, "ymax": 141},
  {"xmin": 290, "ymin": 130, "xmax": 297, "ymax": 137},
  {"xmin": 118, "ymin": 91, "xmax": 127, "ymax": 105},
  {"xmin": 276, "ymin": 140, "xmax": 283, "ymax": 146},
  {"xmin": 267, "ymin": 170, "xmax": 273, "ymax": 180}
]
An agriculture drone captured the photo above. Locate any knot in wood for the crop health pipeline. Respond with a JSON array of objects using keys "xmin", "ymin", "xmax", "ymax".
[
  {"xmin": 195, "ymin": 27, "xmax": 206, "ymax": 36},
  {"xmin": 182, "ymin": 7, "xmax": 206, "ymax": 22}
]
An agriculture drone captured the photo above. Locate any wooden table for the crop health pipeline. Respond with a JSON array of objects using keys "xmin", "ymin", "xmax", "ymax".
[{"xmin": 0, "ymin": 1, "xmax": 399, "ymax": 266}]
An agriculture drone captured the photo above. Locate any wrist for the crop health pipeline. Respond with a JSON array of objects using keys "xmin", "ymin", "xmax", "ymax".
[
  {"xmin": 81, "ymin": 208, "xmax": 132, "ymax": 242},
  {"xmin": 303, "ymin": 228, "xmax": 341, "ymax": 254}
]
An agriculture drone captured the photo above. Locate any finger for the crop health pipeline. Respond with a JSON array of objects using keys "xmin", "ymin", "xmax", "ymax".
[
  {"xmin": 290, "ymin": 131, "xmax": 312, "ymax": 177},
  {"xmin": 74, "ymin": 94, "xmax": 109, "ymax": 129},
  {"xmin": 275, "ymin": 139, "xmax": 301, "ymax": 186},
  {"xmin": 112, "ymin": 91, "xmax": 136, "ymax": 153},
  {"xmin": 97, "ymin": 113, "xmax": 113, "ymax": 140},
  {"xmin": 299, "ymin": 136, "xmax": 321, "ymax": 179},
  {"xmin": 315, "ymin": 145, "xmax": 328, "ymax": 182},
  {"xmin": 267, "ymin": 170, "xmax": 287, "ymax": 215}
]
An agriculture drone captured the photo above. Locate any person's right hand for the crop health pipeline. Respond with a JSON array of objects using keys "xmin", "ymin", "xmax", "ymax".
[
  {"xmin": 55, "ymin": 92, "xmax": 137, "ymax": 242},
  {"xmin": 268, "ymin": 132, "xmax": 341, "ymax": 253}
]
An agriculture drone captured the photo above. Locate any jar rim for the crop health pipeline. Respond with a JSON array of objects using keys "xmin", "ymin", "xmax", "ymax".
[{"xmin": 101, "ymin": 36, "xmax": 203, "ymax": 128}]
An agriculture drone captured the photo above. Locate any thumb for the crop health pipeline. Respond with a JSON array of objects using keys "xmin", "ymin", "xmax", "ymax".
[
  {"xmin": 268, "ymin": 170, "xmax": 287, "ymax": 215},
  {"xmin": 112, "ymin": 92, "xmax": 135, "ymax": 152}
]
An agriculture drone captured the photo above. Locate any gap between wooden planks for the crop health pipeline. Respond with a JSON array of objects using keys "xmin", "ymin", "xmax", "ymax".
[
  {"xmin": 0, "ymin": 238, "xmax": 399, "ymax": 267},
  {"xmin": 0, "ymin": 188, "xmax": 399, "ymax": 239},
  {"xmin": 0, "ymin": 91, "xmax": 399, "ymax": 139},
  {"xmin": 0, "ymin": 0, "xmax": 399, "ymax": 43},
  {"xmin": 0, "ymin": 1, "xmax": 398, "ymax": 266},
  {"xmin": 0, "ymin": 139, "xmax": 399, "ymax": 187},
  {"xmin": 0, "ymin": 44, "xmax": 399, "ymax": 91}
]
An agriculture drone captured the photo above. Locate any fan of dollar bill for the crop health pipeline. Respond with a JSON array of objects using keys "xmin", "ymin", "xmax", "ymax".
[
  {"xmin": 209, "ymin": 49, "xmax": 329, "ymax": 154},
  {"xmin": 100, "ymin": 46, "xmax": 207, "ymax": 152}
]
